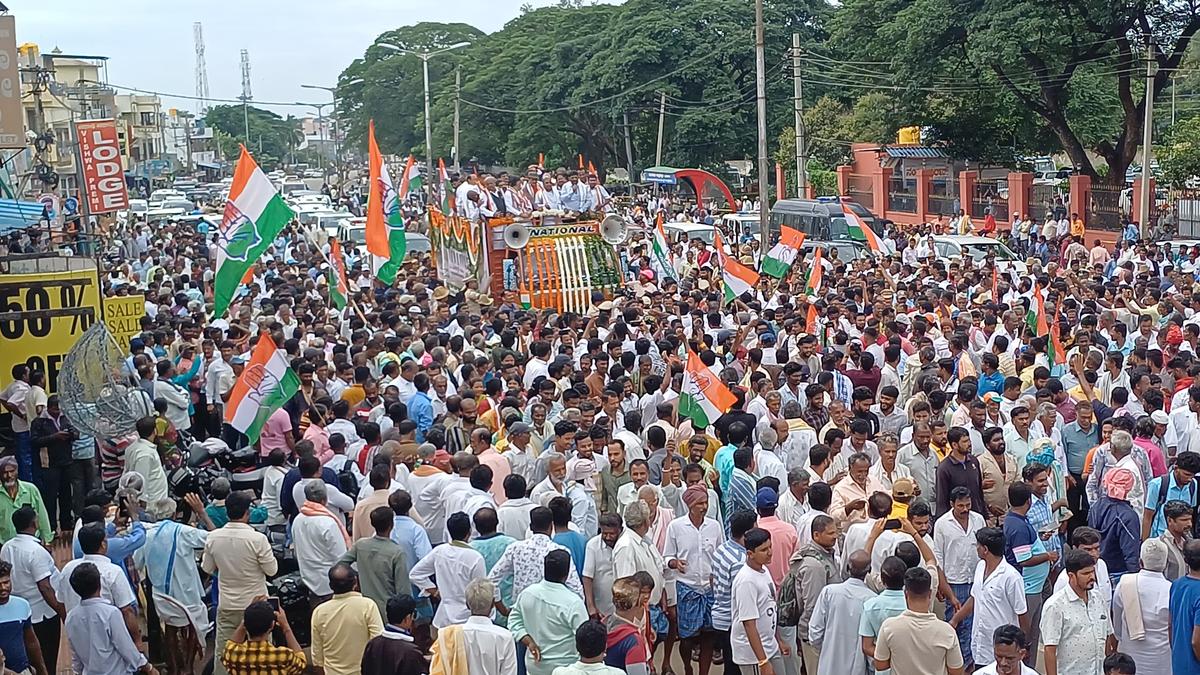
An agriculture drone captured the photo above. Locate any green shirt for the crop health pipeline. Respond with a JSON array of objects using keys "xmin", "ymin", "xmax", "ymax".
[
  {"xmin": 0, "ymin": 481, "xmax": 51, "ymax": 543},
  {"xmin": 339, "ymin": 536, "xmax": 410, "ymax": 620},
  {"xmin": 508, "ymin": 580, "xmax": 588, "ymax": 675},
  {"xmin": 858, "ymin": 589, "xmax": 908, "ymax": 675}
]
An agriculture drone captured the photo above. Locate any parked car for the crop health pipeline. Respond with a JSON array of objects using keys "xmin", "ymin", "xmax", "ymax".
[
  {"xmin": 663, "ymin": 221, "xmax": 717, "ymax": 245},
  {"xmin": 931, "ymin": 235, "xmax": 1027, "ymax": 274},
  {"xmin": 799, "ymin": 238, "xmax": 875, "ymax": 262}
]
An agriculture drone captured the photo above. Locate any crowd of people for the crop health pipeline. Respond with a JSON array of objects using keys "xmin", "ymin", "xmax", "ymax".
[{"xmin": 2, "ymin": 163, "xmax": 1200, "ymax": 675}]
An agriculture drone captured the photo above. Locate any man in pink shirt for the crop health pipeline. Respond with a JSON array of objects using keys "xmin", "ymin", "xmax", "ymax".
[
  {"xmin": 756, "ymin": 486, "xmax": 798, "ymax": 585},
  {"xmin": 470, "ymin": 427, "xmax": 511, "ymax": 505},
  {"xmin": 258, "ymin": 407, "xmax": 295, "ymax": 458}
]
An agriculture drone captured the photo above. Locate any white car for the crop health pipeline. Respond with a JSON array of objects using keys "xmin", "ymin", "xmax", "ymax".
[
  {"xmin": 290, "ymin": 194, "xmax": 332, "ymax": 209},
  {"xmin": 337, "ymin": 217, "xmax": 367, "ymax": 247},
  {"xmin": 148, "ymin": 189, "xmax": 186, "ymax": 208},
  {"xmin": 663, "ymin": 221, "xmax": 716, "ymax": 245},
  {"xmin": 317, "ymin": 212, "xmax": 355, "ymax": 237},
  {"xmin": 931, "ymin": 235, "xmax": 1027, "ymax": 274},
  {"xmin": 122, "ymin": 199, "xmax": 148, "ymax": 220}
]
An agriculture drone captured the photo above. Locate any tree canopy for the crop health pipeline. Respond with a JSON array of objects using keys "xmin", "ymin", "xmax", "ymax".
[
  {"xmin": 336, "ymin": 0, "xmax": 1200, "ymax": 185},
  {"xmin": 204, "ymin": 105, "xmax": 300, "ymax": 169}
]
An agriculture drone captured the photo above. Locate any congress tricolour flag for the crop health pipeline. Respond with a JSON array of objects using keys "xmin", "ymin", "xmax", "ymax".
[
  {"xmin": 845, "ymin": 207, "xmax": 883, "ymax": 253},
  {"xmin": 1025, "ymin": 283, "xmax": 1065, "ymax": 365},
  {"xmin": 437, "ymin": 159, "xmax": 454, "ymax": 214},
  {"xmin": 224, "ymin": 334, "xmax": 300, "ymax": 444},
  {"xmin": 762, "ymin": 226, "xmax": 805, "ymax": 278},
  {"xmin": 328, "ymin": 237, "xmax": 350, "ymax": 310},
  {"xmin": 722, "ymin": 255, "xmax": 759, "ymax": 303},
  {"xmin": 651, "ymin": 213, "xmax": 676, "ymax": 280},
  {"xmin": 365, "ymin": 120, "xmax": 406, "ymax": 285},
  {"xmin": 806, "ymin": 247, "xmax": 824, "ymax": 295},
  {"xmin": 213, "ymin": 146, "xmax": 294, "ymax": 318},
  {"xmin": 399, "ymin": 154, "xmax": 422, "ymax": 198},
  {"xmin": 679, "ymin": 348, "xmax": 737, "ymax": 428}
]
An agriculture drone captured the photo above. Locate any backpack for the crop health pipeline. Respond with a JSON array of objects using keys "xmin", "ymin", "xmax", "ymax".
[
  {"xmin": 777, "ymin": 559, "xmax": 805, "ymax": 628},
  {"xmin": 1152, "ymin": 474, "xmax": 1200, "ymax": 536},
  {"xmin": 336, "ymin": 458, "xmax": 359, "ymax": 498}
]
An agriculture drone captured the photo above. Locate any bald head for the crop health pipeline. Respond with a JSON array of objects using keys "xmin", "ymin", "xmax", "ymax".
[{"xmin": 846, "ymin": 550, "xmax": 871, "ymax": 580}]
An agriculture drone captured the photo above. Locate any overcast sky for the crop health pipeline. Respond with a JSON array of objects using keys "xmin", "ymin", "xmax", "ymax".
[{"xmin": 16, "ymin": 1, "xmax": 547, "ymax": 118}]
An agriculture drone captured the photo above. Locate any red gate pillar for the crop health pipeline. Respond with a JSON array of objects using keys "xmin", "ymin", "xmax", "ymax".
[
  {"xmin": 1132, "ymin": 177, "xmax": 1155, "ymax": 226},
  {"xmin": 916, "ymin": 169, "xmax": 933, "ymax": 223},
  {"xmin": 874, "ymin": 166, "xmax": 892, "ymax": 216},
  {"xmin": 958, "ymin": 170, "xmax": 978, "ymax": 217},
  {"xmin": 1069, "ymin": 174, "xmax": 1091, "ymax": 225},
  {"xmin": 1007, "ymin": 172, "xmax": 1032, "ymax": 220},
  {"xmin": 837, "ymin": 166, "xmax": 852, "ymax": 196}
]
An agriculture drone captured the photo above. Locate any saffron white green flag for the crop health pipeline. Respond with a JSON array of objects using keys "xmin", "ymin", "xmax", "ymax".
[
  {"xmin": 651, "ymin": 213, "xmax": 676, "ymax": 280},
  {"xmin": 213, "ymin": 146, "xmax": 294, "ymax": 318},
  {"xmin": 679, "ymin": 348, "xmax": 737, "ymax": 428},
  {"xmin": 366, "ymin": 120, "xmax": 406, "ymax": 285},
  {"xmin": 762, "ymin": 226, "xmax": 805, "ymax": 278},
  {"xmin": 224, "ymin": 334, "xmax": 300, "ymax": 443},
  {"xmin": 722, "ymin": 255, "xmax": 760, "ymax": 303}
]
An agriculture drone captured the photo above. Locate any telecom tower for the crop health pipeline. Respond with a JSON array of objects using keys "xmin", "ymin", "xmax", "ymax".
[
  {"xmin": 193, "ymin": 22, "xmax": 209, "ymax": 113},
  {"xmin": 239, "ymin": 49, "xmax": 252, "ymax": 142},
  {"xmin": 240, "ymin": 49, "xmax": 252, "ymax": 101}
]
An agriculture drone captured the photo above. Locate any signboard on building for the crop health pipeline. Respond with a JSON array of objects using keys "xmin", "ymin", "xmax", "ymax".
[
  {"xmin": 76, "ymin": 119, "xmax": 131, "ymax": 214},
  {"xmin": 642, "ymin": 169, "xmax": 677, "ymax": 185},
  {"xmin": 0, "ymin": 268, "xmax": 100, "ymax": 393},
  {"xmin": 0, "ymin": 17, "xmax": 22, "ymax": 149}
]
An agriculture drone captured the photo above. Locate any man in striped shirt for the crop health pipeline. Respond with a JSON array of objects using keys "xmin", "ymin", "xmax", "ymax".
[{"xmin": 712, "ymin": 510, "xmax": 757, "ymax": 675}]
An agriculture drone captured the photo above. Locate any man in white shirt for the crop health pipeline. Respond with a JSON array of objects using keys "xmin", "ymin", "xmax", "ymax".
[
  {"xmin": 456, "ymin": 578, "xmax": 519, "ymax": 674},
  {"xmin": 410, "ymin": 512, "xmax": 487, "ymax": 629},
  {"xmin": 933, "ymin": 487, "xmax": 986, "ymax": 663},
  {"xmin": 292, "ymin": 481, "xmax": 348, "ymax": 599},
  {"xmin": 1, "ymin": 505, "xmax": 64, "ymax": 671},
  {"xmin": 125, "ymin": 417, "xmax": 169, "ymax": 503},
  {"xmin": 948, "ymin": 527, "xmax": 1026, "ymax": 669},
  {"xmin": 204, "ymin": 343, "xmax": 236, "ymax": 428},
  {"xmin": 55, "ymin": 522, "xmax": 140, "ymax": 647},
  {"xmin": 808, "ymin": 550, "xmax": 876, "ymax": 675},
  {"xmin": 496, "ymin": 474, "xmax": 537, "ymax": 540},
  {"xmin": 582, "ymin": 514, "xmax": 622, "ymax": 620},
  {"xmin": 972, "ymin": 624, "xmax": 1039, "ymax": 675}
]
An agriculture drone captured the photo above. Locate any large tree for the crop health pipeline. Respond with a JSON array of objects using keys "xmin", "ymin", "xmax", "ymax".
[
  {"xmin": 339, "ymin": 0, "xmax": 827, "ymax": 174},
  {"xmin": 204, "ymin": 105, "xmax": 299, "ymax": 169},
  {"xmin": 830, "ymin": 0, "xmax": 1200, "ymax": 182}
]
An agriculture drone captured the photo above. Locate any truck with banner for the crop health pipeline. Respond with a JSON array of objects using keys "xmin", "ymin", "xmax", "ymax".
[{"xmin": 429, "ymin": 209, "xmax": 625, "ymax": 311}]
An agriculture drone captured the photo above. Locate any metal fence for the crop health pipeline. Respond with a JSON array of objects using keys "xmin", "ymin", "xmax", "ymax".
[
  {"xmin": 1028, "ymin": 184, "xmax": 1065, "ymax": 222},
  {"xmin": 929, "ymin": 176, "xmax": 958, "ymax": 217},
  {"xmin": 1088, "ymin": 183, "xmax": 1124, "ymax": 231},
  {"xmin": 888, "ymin": 176, "xmax": 917, "ymax": 213},
  {"xmin": 848, "ymin": 174, "xmax": 873, "ymax": 211},
  {"xmin": 972, "ymin": 180, "xmax": 1008, "ymax": 220}
]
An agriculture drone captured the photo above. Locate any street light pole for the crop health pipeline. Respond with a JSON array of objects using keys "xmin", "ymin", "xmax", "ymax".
[
  {"xmin": 753, "ymin": 0, "xmax": 770, "ymax": 251},
  {"xmin": 302, "ymin": 82, "xmax": 357, "ymax": 187},
  {"xmin": 421, "ymin": 53, "xmax": 434, "ymax": 203},
  {"xmin": 376, "ymin": 42, "xmax": 470, "ymax": 203}
]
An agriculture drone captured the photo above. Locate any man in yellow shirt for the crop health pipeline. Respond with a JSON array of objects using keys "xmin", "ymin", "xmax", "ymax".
[
  {"xmin": 310, "ymin": 563, "xmax": 384, "ymax": 675},
  {"xmin": 1070, "ymin": 212, "xmax": 1085, "ymax": 238}
]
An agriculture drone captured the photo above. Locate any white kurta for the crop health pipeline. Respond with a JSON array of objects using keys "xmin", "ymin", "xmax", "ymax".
[
  {"xmin": 808, "ymin": 578, "xmax": 878, "ymax": 675},
  {"xmin": 1111, "ymin": 570, "xmax": 1171, "ymax": 675}
]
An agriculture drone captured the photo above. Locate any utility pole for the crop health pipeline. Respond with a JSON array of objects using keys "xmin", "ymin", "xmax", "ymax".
[
  {"xmin": 753, "ymin": 0, "xmax": 770, "ymax": 251},
  {"xmin": 792, "ymin": 33, "xmax": 806, "ymax": 199},
  {"xmin": 1139, "ymin": 37, "xmax": 1155, "ymax": 234},
  {"xmin": 623, "ymin": 111, "xmax": 635, "ymax": 197},
  {"xmin": 1172, "ymin": 72, "xmax": 1177, "ymax": 126},
  {"xmin": 182, "ymin": 111, "xmax": 194, "ymax": 173},
  {"xmin": 453, "ymin": 67, "xmax": 461, "ymax": 171},
  {"xmin": 421, "ymin": 54, "xmax": 434, "ymax": 203},
  {"xmin": 655, "ymin": 91, "xmax": 666, "ymax": 166}
]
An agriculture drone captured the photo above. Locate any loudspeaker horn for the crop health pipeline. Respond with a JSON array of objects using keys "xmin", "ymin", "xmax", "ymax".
[
  {"xmin": 503, "ymin": 221, "xmax": 531, "ymax": 249},
  {"xmin": 600, "ymin": 214, "xmax": 627, "ymax": 245}
]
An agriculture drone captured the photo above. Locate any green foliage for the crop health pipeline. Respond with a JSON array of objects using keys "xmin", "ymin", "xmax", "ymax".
[
  {"xmin": 340, "ymin": 0, "xmax": 828, "ymax": 175},
  {"xmin": 1157, "ymin": 117, "xmax": 1200, "ymax": 186},
  {"xmin": 204, "ymin": 105, "xmax": 299, "ymax": 170},
  {"xmin": 829, "ymin": 0, "xmax": 1200, "ymax": 183}
]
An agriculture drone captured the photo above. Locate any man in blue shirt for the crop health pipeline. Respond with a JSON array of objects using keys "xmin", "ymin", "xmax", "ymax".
[
  {"xmin": 1003, "ymin": 480, "xmax": 1058, "ymax": 668},
  {"xmin": 1170, "ymin": 539, "xmax": 1200, "ymax": 674},
  {"xmin": 0, "ymin": 559, "xmax": 47, "ymax": 675},
  {"xmin": 1144, "ymin": 451, "xmax": 1200, "ymax": 539},
  {"xmin": 406, "ymin": 374, "xmax": 435, "ymax": 443}
]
